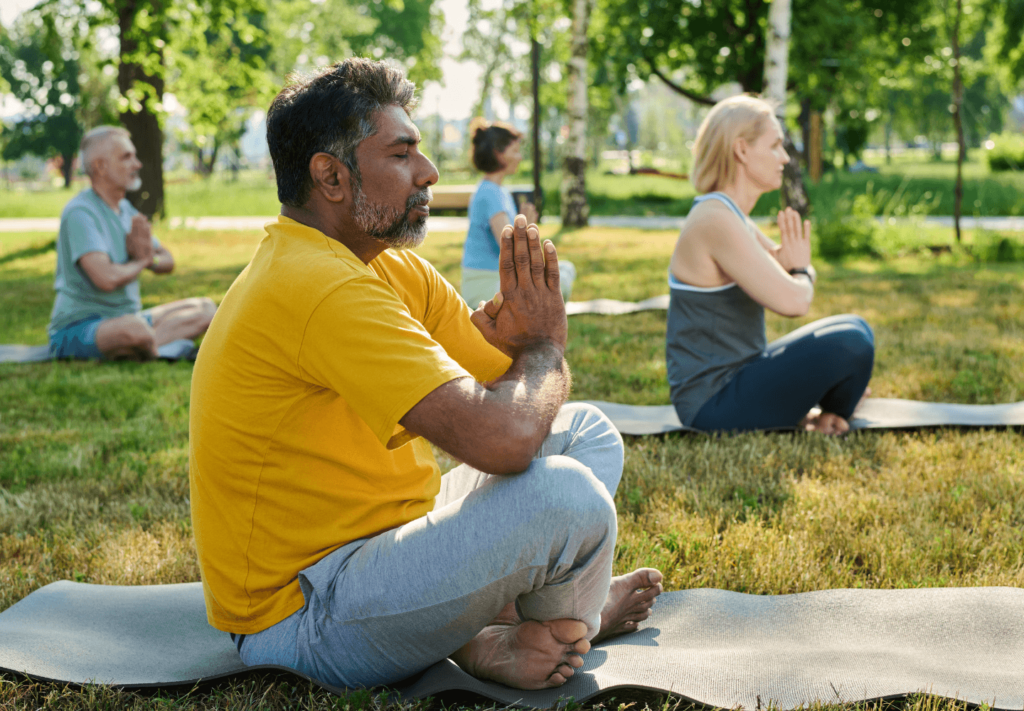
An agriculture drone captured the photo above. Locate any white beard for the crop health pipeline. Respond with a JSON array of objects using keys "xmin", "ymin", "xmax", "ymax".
[{"xmin": 128, "ymin": 176, "xmax": 143, "ymax": 192}]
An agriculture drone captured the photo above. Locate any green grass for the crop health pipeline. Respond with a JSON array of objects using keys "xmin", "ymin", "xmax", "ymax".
[
  {"xmin": 4, "ymin": 151, "xmax": 1024, "ymax": 220},
  {"xmin": 2, "ymin": 225, "xmax": 1023, "ymax": 709}
]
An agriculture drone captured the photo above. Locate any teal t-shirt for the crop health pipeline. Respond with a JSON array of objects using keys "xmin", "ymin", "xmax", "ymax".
[
  {"xmin": 462, "ymin": 179, "xmax": 516, "ymax": 271},
  {"xmin": 48, "ymin": 189, "xmax": 160, "ymax": 336}
]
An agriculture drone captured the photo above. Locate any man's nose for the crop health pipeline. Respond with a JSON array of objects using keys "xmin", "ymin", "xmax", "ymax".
[{"xmin": 418, "ymin": 154, "xmax": 439, "ymax": 187}]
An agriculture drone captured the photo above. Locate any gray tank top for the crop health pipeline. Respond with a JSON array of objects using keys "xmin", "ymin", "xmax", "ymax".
[{"xmin": 666, "ymin": 192, "xmax": 766, "ymax": 425}]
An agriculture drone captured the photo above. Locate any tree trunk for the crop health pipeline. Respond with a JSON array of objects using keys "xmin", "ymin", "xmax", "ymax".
[
  {"xmin": 118, "ymin": 0, "xmax": 166, "ymax": 219},
  {"xmin": 761, "ymin": 0, "xmax": 810, "ymax": 217},
  {"xmin": 61, "ymin": 152, "xmax": 74, "ymax": 188},
  {"xmin": 798, "ymin": 98, "xmax": 811, "ymax": 167},
  {"xmin": 560, "ymin": 0, "xmax": 590, "ymax": 227},
  {"xmin": 809, "ymin": 111, "xmax": 822, "ymax": 183},
  {"xmin": 952, "ymin": 0, "xmax": 964, "ymax": 243},
  {"xmin": 531, "ymin": 36, "xmax": 543, "ymax": 220}
]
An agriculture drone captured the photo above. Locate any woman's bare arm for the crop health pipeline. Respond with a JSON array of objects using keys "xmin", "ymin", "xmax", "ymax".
[{"xmin": 699, "ymin": 206, "xmax": 815, "ymax": 317}]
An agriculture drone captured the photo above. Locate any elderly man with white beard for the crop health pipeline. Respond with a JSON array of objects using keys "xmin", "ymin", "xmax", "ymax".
[{"xmin": 47, "ymin": 126, "xmax": 216, "ymax": 360}]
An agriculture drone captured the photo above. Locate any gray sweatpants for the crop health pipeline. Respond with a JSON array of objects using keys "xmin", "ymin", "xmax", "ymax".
[{"xmin": 234, "ymin": 402, "xmax": 624, "ymax": 689}]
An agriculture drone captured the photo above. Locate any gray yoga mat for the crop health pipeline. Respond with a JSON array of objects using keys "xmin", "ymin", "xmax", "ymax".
[
  {"xmin": 579, "ymin": 398, "xmax": 1024, "ymax": 436},
  {"xmin": 1, "ymin": 580, "xmax": 1022, "ymax": 709},
  {"xmin": 0, "ymin": 339, "xmax": 197, "ymax": 364},
  {"xmin": 566, "ymin": 295, "xmax": 670, "ymax": 316}
]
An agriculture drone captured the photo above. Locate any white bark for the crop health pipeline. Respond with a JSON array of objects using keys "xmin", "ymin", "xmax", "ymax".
[
  {"xmin": 561, "ymin": 0, "xmax": 590, "ymax": 226},
  {"xmin": 762, "ymin": 0, "xmax": 810, "ymax": 214},
  {"xmin": 762, "ymin": 0, "xmax": 792, "ymax": 119}
]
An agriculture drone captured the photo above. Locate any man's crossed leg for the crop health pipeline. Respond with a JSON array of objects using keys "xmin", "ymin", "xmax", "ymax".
[{"xmin": 235, "ymin": 403, "xmax": 663, "ymax": 690}]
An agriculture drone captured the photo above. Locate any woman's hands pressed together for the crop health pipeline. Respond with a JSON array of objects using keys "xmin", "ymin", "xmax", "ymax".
[{"xmin": 775, "ymin": 207, "xmax": 812, "ymax": 273}]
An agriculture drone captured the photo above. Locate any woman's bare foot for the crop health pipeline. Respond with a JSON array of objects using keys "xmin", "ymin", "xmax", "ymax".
[
  {"xmin": 592, "ymin": 568, "xmax": 663, "ymax": 644},
  {"xmin": 854, "ymin": 386, "xmax": 873, "ymax": 414},
  {"xmin": 451, "ymin": 618, "xmax": 590, "ymax": 690},
  {"xmin": 802, "ymin": 411, "xmax": 850, "ymax": 436}
]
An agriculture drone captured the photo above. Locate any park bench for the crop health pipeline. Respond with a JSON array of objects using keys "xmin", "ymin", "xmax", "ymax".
[{"xmin": 428, "ymin": 184, "xmax": 537, "ymax": 212}]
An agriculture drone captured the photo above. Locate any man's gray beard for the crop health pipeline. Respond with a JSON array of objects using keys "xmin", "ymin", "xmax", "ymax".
[
  {"xmin": 127, "ymin": 176, "xmax": 142, "ymax": 192},
  {"xmin": 352, "ymin": 187, "xmax": 430, "ymax": 250}
]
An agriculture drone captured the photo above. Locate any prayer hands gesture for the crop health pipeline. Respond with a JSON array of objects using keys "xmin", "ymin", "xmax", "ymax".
[
  {"xmin": 775, "ymin": 207, "xmax": 811, "ymax": 272},
  {"xmin": 471, "ymin": 215, "xmax": 567, "ymax": 359},
  {"xmin": 126, "ymin": 214, "xmax": 154, "ymax": 266}
]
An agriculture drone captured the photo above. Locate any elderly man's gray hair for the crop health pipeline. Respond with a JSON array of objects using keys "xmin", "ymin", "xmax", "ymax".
[{"xmin": 81, "ymin": 126, "xmax": 132, "ymax": 177}]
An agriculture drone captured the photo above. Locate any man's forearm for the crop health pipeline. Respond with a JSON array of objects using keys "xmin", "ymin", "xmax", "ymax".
[{"xmin": 484, "ymin": 341, "xmax": 571, "ymax": 462}]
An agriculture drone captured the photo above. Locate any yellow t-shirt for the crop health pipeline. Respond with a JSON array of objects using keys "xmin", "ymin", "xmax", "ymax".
[{"xmin": 189, "ymin": 216, "xmax": 511, "ymax": 634}]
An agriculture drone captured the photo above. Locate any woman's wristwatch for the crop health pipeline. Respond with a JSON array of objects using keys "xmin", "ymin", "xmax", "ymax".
[{"xmin": 788, "ymin": 265, "xmax": 816, "ymax": 284}]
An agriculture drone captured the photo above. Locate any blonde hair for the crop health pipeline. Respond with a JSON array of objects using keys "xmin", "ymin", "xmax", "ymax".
[
  {"xmin": 691, "ymin": 95, "xmax": 778, "ymax": 194},
  {"xmin": 81, "ymin": 126, "xmax": 131, "ymax": 177}
]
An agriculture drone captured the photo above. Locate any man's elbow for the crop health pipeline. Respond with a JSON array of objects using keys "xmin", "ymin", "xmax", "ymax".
[
  {"xmin": 467, "ymin": 429, "xmax": 539, "ymax": 475},
  {"xmin": 92, "ymin": 276, "xmax": 118, "ymax": 293}
]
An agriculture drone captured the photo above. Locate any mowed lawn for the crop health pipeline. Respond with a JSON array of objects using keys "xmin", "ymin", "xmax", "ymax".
[{"xmin": 1, "ymin": 224, "xmax": 1023, "ymax": 710}]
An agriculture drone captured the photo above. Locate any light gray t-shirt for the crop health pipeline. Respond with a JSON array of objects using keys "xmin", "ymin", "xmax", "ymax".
[{"xmin": 48, "ymin": 188, "xmax": 159, "ymax": 336}]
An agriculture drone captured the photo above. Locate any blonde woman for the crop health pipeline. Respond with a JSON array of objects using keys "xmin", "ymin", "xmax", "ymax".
[
  {"xmin": 461, "ymin": 118, "xmax": 574, "ymax": 307},
  {"xmin": 666, "ymin": 95, "xmax": 874, "ymax": 434}
]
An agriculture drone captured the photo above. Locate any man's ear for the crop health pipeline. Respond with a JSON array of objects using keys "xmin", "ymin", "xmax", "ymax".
[{"xmin": 309, "ymin": 153, "xmax": 352, "ymax": 203}]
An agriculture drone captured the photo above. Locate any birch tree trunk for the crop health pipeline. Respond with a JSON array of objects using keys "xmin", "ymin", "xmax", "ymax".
[
  {"xmin": 560, "ymin": 0, "xmax": 590, "ymax": 227},
  {"xmin": 762, "ymin": 0, "xmax": 810, "ymax": 217}
]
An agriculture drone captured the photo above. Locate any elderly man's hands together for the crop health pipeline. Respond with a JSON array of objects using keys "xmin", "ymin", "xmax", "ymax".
[
  {"xmin": 470, "ymin": 214, "xmax": 567, "ymax": 359},
  {"xmin": 126, "ymin": 214, "xmax": 154, "ymax": 266}
]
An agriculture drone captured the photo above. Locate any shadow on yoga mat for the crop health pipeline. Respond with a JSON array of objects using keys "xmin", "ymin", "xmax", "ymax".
[
  {"xmin": 579, "ymin": 398, "xmax": 1024, "ymax": 436},
  {"xmin": 1, "ymin": 581, "xmax": 1022, "ymax": 709}
]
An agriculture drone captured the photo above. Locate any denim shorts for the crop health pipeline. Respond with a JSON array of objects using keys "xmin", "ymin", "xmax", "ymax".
[{"xmin": 49, "ymin": 311, "xmax": 153, "ymax": 359}]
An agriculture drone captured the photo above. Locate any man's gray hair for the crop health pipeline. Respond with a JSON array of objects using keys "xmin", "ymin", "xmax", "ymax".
[
  {"xmin": 81, "ymin": 126, "xmax": 131, "ymax": 177},
  {"xmin": 266, "ymin": 59, "xmax": 418, "ymax": 207}
]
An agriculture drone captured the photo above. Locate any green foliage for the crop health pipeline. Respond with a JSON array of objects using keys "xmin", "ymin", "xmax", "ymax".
[
  {"xmin": 990, "ymin": 0, "xmax": 1024, "ymax": 89},
  {"xmin": 0, "ymin": 0, "xmax": 117, "ymax": 187},
  {"xmin": 596, "ymin": 0, "xmax": 768, "ymax": 99},
  {"xmin": 169, "ymin": 1, "xmax": 275, "ymax": 175},
  {"xmin": 974, "ymin": 232, "xmax": 1024, "ymax": 263},
  {"xmin": 815, "ymin": 192, "xmax": 878, "ymax": 260},
  {"xmin": 984, "ymin": 132, "xmax": 1024, "ymax": 172}
]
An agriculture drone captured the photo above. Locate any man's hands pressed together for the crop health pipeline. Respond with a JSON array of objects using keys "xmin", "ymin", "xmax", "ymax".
[
  {"xmin": 399, "ymin": 214, "xmax": 572, "ymax": 475},
  {"xmin": 471, "ymin": 214, "xmax": 567, "ymax": 359}
]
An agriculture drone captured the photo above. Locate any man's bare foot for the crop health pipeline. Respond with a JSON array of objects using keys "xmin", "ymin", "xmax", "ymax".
[
  {"xmin": 451, "ymin": 618, "xmax": 590, "ymax": 690},
  {"xmin": 802, "ymin": 411, "xmax": 850, "ymax": 436},
  {"xmin": 592, "ymin": 568, "xmax": 663, "ymax": 644}
]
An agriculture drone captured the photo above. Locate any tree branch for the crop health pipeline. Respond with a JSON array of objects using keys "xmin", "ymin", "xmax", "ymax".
[{"xmin": 646, "ymin": 61, "xmax": 715, "ymax": 106}]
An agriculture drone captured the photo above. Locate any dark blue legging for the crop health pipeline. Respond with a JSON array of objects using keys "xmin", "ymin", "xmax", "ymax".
[{"xmin": 689, "ymin": 314, "xmax": 875, "ymax": 432}]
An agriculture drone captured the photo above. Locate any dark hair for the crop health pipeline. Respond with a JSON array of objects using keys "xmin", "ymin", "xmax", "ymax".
[
  {"xmin": 266, "ymin": 58, "xmax": 418, "ymax": 207},
  {"xmin": 470, "ymin": 117, "xmax": 522, "ymax": 173}
]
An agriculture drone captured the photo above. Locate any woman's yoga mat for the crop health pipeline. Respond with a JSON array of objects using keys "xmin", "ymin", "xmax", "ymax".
[
  {"xmin": 578, "ymin": 398, "xmax": 1024, "ymax": 436},
  {"xmin": 1, "ymin": 580, "xmax": 1022, "ymax": 709}
]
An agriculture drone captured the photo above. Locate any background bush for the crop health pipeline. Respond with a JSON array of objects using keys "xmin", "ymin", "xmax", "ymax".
[{"xmin": 985, "ymin": 133, "xmax": 1024, "ymax": 172}]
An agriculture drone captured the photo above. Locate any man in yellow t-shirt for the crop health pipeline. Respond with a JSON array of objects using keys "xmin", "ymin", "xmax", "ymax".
[{"xmin": 189, "ymin": 58, "xmax": 663, "ymax": 692}]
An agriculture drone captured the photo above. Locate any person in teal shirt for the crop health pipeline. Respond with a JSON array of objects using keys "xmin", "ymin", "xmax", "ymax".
[
  {"xmin": 461, "ymin": 118, "xmax": 574, "ymax": 307},
  {"xmin": 48, "ymin": 126, "xmax": 216, "ymax": 360}
]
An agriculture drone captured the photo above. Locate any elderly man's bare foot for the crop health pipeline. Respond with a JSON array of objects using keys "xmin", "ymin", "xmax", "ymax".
[
  {"xmin": 803, "ymin": 411, "xmax": 850, "ymax": 436},
  {"xmin": 451, "ymin": 618, "xmax": 590, "ymax": 690},
  {"xmin": 592, "ymin": 568, "xmax": 663, "ymax": 644}
]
